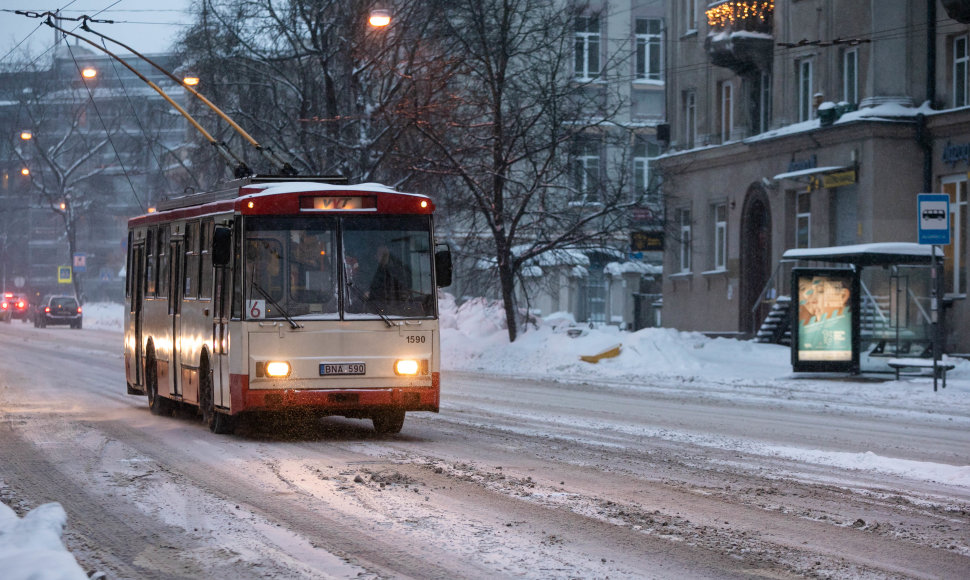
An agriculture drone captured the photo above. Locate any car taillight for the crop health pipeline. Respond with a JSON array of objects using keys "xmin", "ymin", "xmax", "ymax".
[
  {"xmin": 1, "ymin": 302, "xmax": 8, "ymax": 310},
  {"xmin": 77, "ymin": 306, "xmax": 82, "ymax": 314},
  {"xmin": 44, "ymin": 306, "xmax": 50, "ymax": 313},
  {"xmin": 16, "ymin": 301, "xmax": 24, "ymax": 309}
]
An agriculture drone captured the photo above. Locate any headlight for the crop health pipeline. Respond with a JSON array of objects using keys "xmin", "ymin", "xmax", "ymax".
[
  {"xmin": 394, "ymin": 359, "xmax": 420, "ymax": 375},
  {"xmin": 264, "ymin": 361, "xmax": 291, "ymax": 378}
]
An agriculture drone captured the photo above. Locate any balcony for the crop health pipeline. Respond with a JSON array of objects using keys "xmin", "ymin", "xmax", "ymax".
[
  {"xmin": 942, "ymin": 0, "xmax": 970, "ymax": 24},
  {"xmin": 705, "ymin": 1, "xmax": 774, "ymax": 75}
]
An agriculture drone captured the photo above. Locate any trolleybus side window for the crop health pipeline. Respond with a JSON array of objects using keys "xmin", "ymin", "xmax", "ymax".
[
  {"xmin": 185, "ymin": 221, "xmax": 200, "ymax": 300},
  {"xmin": 158, "ymin": 227, "xmax": 170, "ymax": 298},
  {"xmin": 145, "ymin": 228, "xmax": 156, "ymax": 297},
  {"xmin": 200, "ymin": 220, "xmax": 213, "ymax": 300}
]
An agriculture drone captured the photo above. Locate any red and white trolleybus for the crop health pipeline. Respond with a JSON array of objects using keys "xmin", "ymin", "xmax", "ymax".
[{"xmin": 124, "ymin": 176, "xmax": 452, "ymax": 434}]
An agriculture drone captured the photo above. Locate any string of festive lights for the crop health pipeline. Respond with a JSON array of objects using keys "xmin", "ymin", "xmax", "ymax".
[{"xmin": 706, "ymin": 1, "xmax": 774, "ymax": 30}]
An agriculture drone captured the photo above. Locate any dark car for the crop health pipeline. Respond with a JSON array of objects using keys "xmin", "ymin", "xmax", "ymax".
[{"xmin": 34, "ymin": 295, "xmax": 83, "ymax": 329}]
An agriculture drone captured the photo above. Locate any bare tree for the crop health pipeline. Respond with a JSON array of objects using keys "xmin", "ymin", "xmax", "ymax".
[
  {"xmin": 408, "ymin": 0, "xmax": 638, "ymax": 341},
  {"xmin": 177, "ymin": 0, "xmax": 443, "ymax": 186}
]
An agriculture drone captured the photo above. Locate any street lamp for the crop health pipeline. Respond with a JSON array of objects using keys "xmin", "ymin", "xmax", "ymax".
[
  {"xmin": 19, "ymin": 131, "xmax": 32, "ymax": 141},
  {"xmin": 368, "ymin": 9, "xmax": 391, "ymax": 28},
  {"xmin": 81, "ymin": 67, "xmax": 97, "ymax": 79},
  {"xmin": 20, "ymin": 168, "xmax": 29, "ymax": 176},
  {"xmin": 182, "ymin": 75, "xmax": 200, "ymax": 87}
]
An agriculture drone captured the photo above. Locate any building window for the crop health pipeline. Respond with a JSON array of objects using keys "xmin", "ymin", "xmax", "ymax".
[
  {"xmin": 683, "ymin": 90, "xmax": 696, "ymax": 149},
  {"xmin": 574, "ymin": 15, "xmax": 601, "ymax": 81},
  {"xmin": 796, "ymin": 191, "xmax": 811, "ymax": 249},
  {"xmin": 942, "ymin": 176, "xmax": 968, "ymax": 295},
  {"xmin": 678, "ymin": 208, "xmax": 692, "ymax": 273},
  {"xmin": 756, "ymin": 71, "xmax": 772, "ymax": 134},
  {"xmin": 633, "ymin": 137, "xmax": 662, "ymax": 202},
  {"xmin": 635, "ymin": 19, "xmax": 663, "ymax": 82},
  {"xmin": 713, "ymin": 203, "xmax": 727, "ymax": 270},
  {"xmin": 842, "ymin": 48, "xmax": 858, "ymax": 105},
  {"xmin": 798, "ymin": 59, "xmax": 814, "ymax": 121},
  {"xmin": 955, "ymin": 35, "xmax": 969, "ymax": 108},
  {"xmin": 572, "ymin": 139, "xmax": 601, "ymax": 202},
  {"xmin": 720, "ymin": 81, "xmax": 734, "ymax": 142},
  {"xmin": 683, "ymin": 0, "xmax": 697, "ymax": 34}
]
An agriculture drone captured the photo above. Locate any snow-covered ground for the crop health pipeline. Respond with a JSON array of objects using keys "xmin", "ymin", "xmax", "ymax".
[{"xmin": 4, "ymin": 296, "xmax": 970, "ymax": 578}]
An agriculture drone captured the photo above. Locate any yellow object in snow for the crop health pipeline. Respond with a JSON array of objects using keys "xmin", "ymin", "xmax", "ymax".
[{"xmin": 579, "ymin": 344, "xmax": 622, "ymax": 363}]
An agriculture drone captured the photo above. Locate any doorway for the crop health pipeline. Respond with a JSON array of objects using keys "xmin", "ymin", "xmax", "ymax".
[{"xmin": 740, "ymin": 186, "xmax": 772, "ymax": 334}]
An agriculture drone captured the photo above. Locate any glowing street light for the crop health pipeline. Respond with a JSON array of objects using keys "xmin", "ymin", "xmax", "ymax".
[
  {"xmin": 182, "ymin": 75, "xmax": 200, "ymax": 87},
  {"xmin": 368, "ymin": 9, "xmax": 391, "ymax": 28},
  {"xmin": 20, "ymin": 168, "xmax": 29, "ymax": 176},
  {"xmin": 81, "ymin": 67, "xmax": 97, "ymax": 79},
  {"xmin": 19, "ymin": 131, "xmax": 32, "ymax": 141}
]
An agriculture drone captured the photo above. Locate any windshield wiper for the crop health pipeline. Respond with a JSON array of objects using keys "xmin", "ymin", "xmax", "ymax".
[
  {"xmin": 250, "ymin": 280, "xmax": 302, "ymax": 329},
  {"xmin": 346, "ymin": 281, "xmax": 394, "ymax": 328}
]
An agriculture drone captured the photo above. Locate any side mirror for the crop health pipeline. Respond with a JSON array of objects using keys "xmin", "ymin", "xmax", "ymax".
[
  {"xmin": 212, "ymin": 226, "xmax": 232, "ymax": 266},
  {"xmin": 434, "ymin": 244, "xmax": 453, "ymax": 288}
]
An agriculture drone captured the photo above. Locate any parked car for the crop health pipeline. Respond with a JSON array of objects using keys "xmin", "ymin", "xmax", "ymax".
[{"xmin": 33, "ymin": 295, "xmax": 83, "ymax": 329}]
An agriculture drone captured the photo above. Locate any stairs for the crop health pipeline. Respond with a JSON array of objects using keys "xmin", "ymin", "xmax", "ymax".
[{"xmin": 754, "ymin": 296, "xmax": 791, "ymax": 345}]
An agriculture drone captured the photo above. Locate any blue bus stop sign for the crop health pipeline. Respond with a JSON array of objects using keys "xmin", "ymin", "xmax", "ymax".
[{"xmin": 918, "ymin": 193, "xmax": 950, "ymax": 245}]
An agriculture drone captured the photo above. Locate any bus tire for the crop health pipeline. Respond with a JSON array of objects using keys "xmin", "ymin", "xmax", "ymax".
[
  {"xmin": 146, "ymin": 350, "xmax": 173, "ymax": 416},
  {"xmin": 200, "ymin": 357, "xmax": 233, "ymax": 435},
  {"xmin": 372, "ymin": 410, "xmax": 405, "ymax": 434}
]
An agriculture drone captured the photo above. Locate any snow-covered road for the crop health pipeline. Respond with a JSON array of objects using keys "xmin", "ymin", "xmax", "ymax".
[{"xmin": 1, "ymin": 311, "xmax": 969, "ymax": 578}]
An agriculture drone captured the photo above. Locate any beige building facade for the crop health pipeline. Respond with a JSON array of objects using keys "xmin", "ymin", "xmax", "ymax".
[{"xmin": 657, "ymin": 0, "xmax": 970, "ymax": 353}]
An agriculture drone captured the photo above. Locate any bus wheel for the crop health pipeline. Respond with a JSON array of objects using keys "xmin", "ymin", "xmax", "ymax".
[
  {"xmin": 146, "ymin": 353, "xmax": 173, "ymax": 416},
  {"xmin": 372, "ymin": 410, "xmax": 405, "ymax": 435},
  {"xmin": 200, "ymin": 358, "xmax": 233, "ymax": 435}
]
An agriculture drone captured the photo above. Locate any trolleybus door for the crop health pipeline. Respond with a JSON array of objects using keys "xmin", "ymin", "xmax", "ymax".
[
  {"xmin": 211, "ymin": 225, "xmax": 233, "ymax": 409},
  {"xmin": 212, "ymin": 264, "xmax": 229, "ymax": 407},
  {"xmin": 132, "ymin": 244, "xmax": 145, "ymax": 387},
  {"xmin": 169, "ymin": 238, "xmax": 184, "ymax": 397}
]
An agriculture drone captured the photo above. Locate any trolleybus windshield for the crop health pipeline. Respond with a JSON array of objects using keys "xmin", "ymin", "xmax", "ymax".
[{"xmin": 244, "ymin": 215, "xmax": 435, "ymax": 320}]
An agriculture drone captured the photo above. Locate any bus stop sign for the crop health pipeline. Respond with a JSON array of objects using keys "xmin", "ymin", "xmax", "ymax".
[{"xmin": 918, "ymin": 193, "xmax": 950, "ymax": 245}]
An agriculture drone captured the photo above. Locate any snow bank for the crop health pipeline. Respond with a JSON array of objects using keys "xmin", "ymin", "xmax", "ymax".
[{"xmin": 0, "ymin": 502, "xmax": 87, "ymax": 580}]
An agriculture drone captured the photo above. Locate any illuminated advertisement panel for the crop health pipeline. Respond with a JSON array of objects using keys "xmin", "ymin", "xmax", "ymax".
[{"xmin": 791, "ymin": 268, "xmax": 860, "ymax": 373}]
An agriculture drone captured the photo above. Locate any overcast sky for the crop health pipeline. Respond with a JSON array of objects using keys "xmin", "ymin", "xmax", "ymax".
[{"xmin": 0, "ymin": 1, "xmax": 194, "ymax": 64}]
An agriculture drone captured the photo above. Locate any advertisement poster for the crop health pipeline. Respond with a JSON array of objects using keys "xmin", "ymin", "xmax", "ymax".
[{"xmin": 791, "ymin": 268, "xmax": 859, "ymax": 372}]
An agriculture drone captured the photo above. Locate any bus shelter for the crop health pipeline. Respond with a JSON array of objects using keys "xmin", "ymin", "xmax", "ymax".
[{"xmin": 782, "ymin": 243, "xmax": 944, "ymax": 375}]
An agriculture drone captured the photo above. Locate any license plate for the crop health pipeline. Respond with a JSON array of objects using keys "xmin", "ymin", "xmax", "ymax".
[{"xmin": 320, "ymin": 362, "xmax": 366, "ymax": 376}]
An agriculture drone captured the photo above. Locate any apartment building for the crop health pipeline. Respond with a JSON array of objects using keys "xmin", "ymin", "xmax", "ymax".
[{"xmin": 657, "ymin": 0, "xmax": 970, "ymax": 353}]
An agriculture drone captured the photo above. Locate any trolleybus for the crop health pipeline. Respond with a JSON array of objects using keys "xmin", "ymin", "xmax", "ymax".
[{"xmin": 124, "ymin": 176, "xmax": 452, "ymax": 434}]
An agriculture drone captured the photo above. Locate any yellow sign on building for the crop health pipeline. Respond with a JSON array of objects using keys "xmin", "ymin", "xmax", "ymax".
[{"xmin": 822, "ymin": 170, "xmax": 857, "ymax": 189}]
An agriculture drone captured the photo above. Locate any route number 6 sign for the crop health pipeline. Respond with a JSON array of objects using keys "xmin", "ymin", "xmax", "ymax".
[{"xmin": 246, "ymin": 299, "xmax": 266, "ymax": 319}]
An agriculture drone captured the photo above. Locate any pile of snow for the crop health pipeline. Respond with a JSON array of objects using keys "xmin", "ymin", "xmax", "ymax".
[
  {"xmin": 0, "ymin": 503, "xmax": 87, "ymax": 580},
  {"xmin": 80, "ymin": 302, "xmax": 125, "ymax": 331}
]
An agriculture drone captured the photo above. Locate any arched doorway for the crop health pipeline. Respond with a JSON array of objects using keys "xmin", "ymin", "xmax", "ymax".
[{"xmin": 739, "ymin": 185, "xmax": 772, "ymax": 335}]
